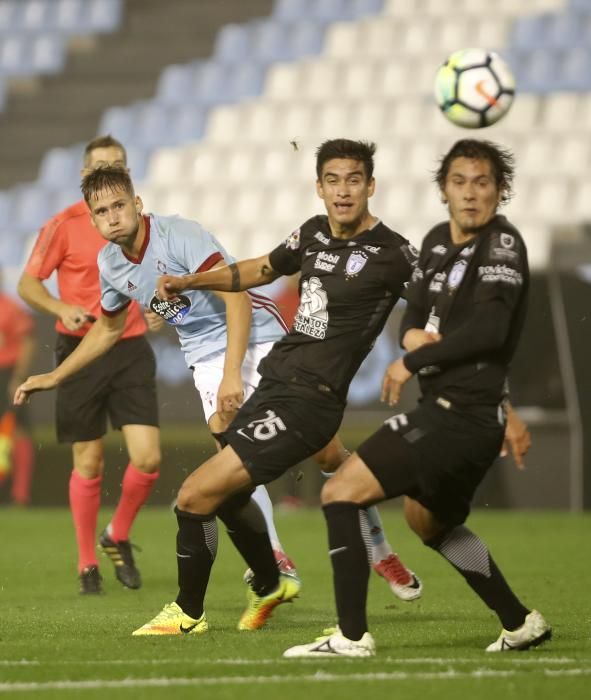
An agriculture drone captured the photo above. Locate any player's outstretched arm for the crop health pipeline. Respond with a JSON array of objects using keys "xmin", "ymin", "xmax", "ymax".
[
  {"xmin": 157, "ymin": 254, "xmax": 281, "ymax": 300},
  {"xmin": 13, "ymin": 310, "xmax": 127, "ymax": 405}
]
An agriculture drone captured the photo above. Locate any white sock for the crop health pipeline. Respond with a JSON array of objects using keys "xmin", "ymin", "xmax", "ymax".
[{"xmin": 251, "ymin": 485, "xmax": 282, "ymax": 551}]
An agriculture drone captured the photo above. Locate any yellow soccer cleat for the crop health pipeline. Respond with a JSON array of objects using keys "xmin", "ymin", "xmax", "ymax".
[
  {"xmin": 238, "ymin": 573, "xmax": 300, "ymax": 631},
  {"xmin": 132, "ymin": 602, "xmax": 208, "ymax": 636}
]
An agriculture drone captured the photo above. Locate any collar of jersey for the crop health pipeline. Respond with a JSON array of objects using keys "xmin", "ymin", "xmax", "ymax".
[{"xmin": 122, "ymin": 215, "xmax": 151, "ymax": 264}]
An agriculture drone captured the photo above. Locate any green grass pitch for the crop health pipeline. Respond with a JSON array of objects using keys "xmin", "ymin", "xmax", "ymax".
[{"xmin": 0, "ymin": 506, "xmax": 589, "ymax": 699}]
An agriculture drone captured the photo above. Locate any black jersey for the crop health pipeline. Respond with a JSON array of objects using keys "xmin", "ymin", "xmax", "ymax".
[
  {"xmin": 262, "ymin": 215, "xmax": 416, "ymax": 402},
  {"xmin": 399, "ymin": 214, "xmax": 529, "ymax": 408}
]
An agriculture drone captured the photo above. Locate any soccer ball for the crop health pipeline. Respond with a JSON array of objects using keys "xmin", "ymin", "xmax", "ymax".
[{"xmin": 434, "ymin": 48, "xmax": 515, "ymax": 128}]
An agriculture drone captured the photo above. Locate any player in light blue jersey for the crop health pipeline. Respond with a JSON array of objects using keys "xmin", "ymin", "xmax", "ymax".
[{"xmin": 15, "ymin": 165, "xmax": 302, "ymax": 588}]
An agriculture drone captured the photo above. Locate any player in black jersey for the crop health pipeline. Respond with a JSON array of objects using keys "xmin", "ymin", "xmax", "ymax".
[
  {"xmin": 285, "ymin": 139, "xmax": 551, "ymax": 658},
  {"xmin": 133, "ymin": 139, "xmax": 420, "ymax": 636}
]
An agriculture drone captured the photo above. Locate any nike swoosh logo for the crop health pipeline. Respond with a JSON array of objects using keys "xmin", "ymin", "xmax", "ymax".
[
  {"xmin": 475, "ymin": 80, "xmax": 498, "ymax": 107},
  {"xmin": 180, "ymin": 622, "xmax": 199, "ymax": 634},
  {"xmin": 305, "ymin": 249, "xmax": 316, "ymax": 256},
  {"xmin": 176, "ymin": 553, "xmax": 191, "ymax": 559},
  {"xmin": 329, "ymin": 546, "xmax": 347, "ymax": 556},
  {"xmin": 236, "ymin": 428, "xmax": 255, "ymax": 442}
]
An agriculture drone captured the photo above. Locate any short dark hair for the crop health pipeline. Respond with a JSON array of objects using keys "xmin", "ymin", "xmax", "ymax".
[
  {"xmin": 315, "ymin": 139, "xmax": 376, "ymax": 180},
  {"xmin": 81, "ymin": 165, "xmax": 134, "ymax": 204},
  {"xmin": 84, "ymin": 135, "xmax": 127, "ymax": 167},
  {"xmin": 435, "ymin": 139, "xmax": 515, "ymax": 204}
]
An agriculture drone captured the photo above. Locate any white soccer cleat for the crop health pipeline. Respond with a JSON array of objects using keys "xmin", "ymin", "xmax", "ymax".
[
  {"xmin": 283, "ymin": 630, "xmax": 376, "ymax": 658},
  {"xmin": 486, "ymin": 610, "xmax": 552, "ymax": 652},
  {"xmin": 373, "ymin": 553, "xmax": 422, "ymax": 601}
]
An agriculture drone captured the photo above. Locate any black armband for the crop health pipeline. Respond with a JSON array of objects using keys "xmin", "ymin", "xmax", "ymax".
[{"xmin": 229, "ymin": 262, "xmax": 240, "ymax": 291}]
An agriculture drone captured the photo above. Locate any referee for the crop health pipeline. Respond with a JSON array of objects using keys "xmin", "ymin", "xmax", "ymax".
[{"xmin": 285, "ymin": 139, "xmax": 551, "ymax": 658}]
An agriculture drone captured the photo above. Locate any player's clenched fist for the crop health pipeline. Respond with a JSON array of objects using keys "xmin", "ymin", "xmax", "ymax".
[{"xmin": 156, "ymin": 275, "xmax": 187, "ymax": 301}]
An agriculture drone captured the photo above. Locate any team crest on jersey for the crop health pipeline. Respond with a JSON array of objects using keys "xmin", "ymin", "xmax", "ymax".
[
  {"xmin": 150, "ymin": 292, "xmax": 191, "ymax": 325},
  {"xmin": 284, "ymin": 228, "xmax": 301, "ymax": 251},
  {"xmin": 447, "ymin": 259, "xmax": 467, "ymax": 290},
  {"xmin": 345, "ymin": 251, "xmax": 368, "ymax": 277},
  {"xmin": 500, "ymin": 233, "xmax": 514, "ymax": 249},
  {"xmin": 294, "ymin": 276, "xmax": 328, "ymax": 339}
]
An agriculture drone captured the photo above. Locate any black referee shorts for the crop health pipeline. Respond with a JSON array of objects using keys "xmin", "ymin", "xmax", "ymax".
[
  {"xmin": 55, "ymin": 334, "xmax": 159, "ymax": 444},
  {"xmin": 357, "ymin": 396, "xmax": 505, "ymax": 526},
  {"xmin": 223, "ymin": 378, "xmax": 344, "ymax": 485}
]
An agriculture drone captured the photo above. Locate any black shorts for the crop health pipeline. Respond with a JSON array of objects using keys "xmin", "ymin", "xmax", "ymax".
[
  {"xmin": 357, "ymin": 396, "xmax": 505, "ymax": 526},
  {"xmin": 0, "ymin": 367, "xmax": 30, "ymax": 427},
  {"xmin": 223, "ymin": 378, "xmax": 344, "ymax": 485},
  {"xmin": 55, "ymin": 334, "xmax": 159, "ymax": 443}
]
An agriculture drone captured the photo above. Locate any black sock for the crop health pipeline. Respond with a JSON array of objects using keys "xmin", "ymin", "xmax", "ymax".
[
  {"xmin": 427, "ymin": 525, "xmax": 530, "ymax": 630},
  {"xmin": 174, "ymin": 507, "xmax": 218, "ymax": 620},
  {"xmin": 217, "ymin": 494, "xmax": 279, "ymax": 596},
  {"xmin": 323, "ymin": 501, "xmax": 371, "ymax": 641}
]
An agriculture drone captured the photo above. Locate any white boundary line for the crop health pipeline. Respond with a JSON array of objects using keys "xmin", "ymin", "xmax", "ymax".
[
  {"xmin": 0, "ymin": 655, "xmax": 584, "ymax": 668},
  {"xmin": 1, "ymin": 668, "xmax": 591, "ymax": 692}
]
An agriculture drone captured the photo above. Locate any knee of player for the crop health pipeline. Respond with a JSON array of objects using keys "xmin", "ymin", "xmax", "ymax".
[{"xmin": 132, "ymin": 452, "xmax": 161, "ymax": 474}]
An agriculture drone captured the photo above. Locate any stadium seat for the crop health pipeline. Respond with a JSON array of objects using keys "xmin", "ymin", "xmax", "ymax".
[
  {"xmin": 539, "ymin": 92, "xmax": 583, "ymax": 132},
  {"xmin": 510, "ymin": 14, "xmax": 548, "ymax": 51},
  {"xmin": 12, "ymin": 185, "xmax": 52, "ymax": 233},
  {"xmin": 213, "ymin": 22, "xmax": 254, "ymax": 65},
  {"xmin": 545, "ymin": 12, "xmax": 584, "ymax": 49},
  {"xmin": 561, "ymin": 47, "xmax": 591, "ymax": 91},
  {"xmin": 272, "ymin": 0, "xmax": 313, "ymax": 21},
  {"xmin": 155, "ymin": 64, "xmax": 194, "ymax": 105},
  {"xmin": 145, "ymin": 148, "xmax": 186, "ymax": 187},
  {"xmin": 38, "ymin": 145, "xmax": 84, "ymax": 187},
  {"xmin": 289, "ymin": 21, "xmax": 326, "ymax": 58},
  {"xmin": 324, "ymin": 20, "xmax": 360, "ymax": 58},
  {"xmin": 298, "ymin": 59, "xmax": 340, "ymax": 100},
  {"xmin": 98, "ymin": 105, "xmax": 138, "ymax": 145}
]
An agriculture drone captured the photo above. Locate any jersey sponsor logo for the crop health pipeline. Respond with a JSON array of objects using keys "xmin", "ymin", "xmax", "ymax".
[
  {"xmin": 236, "ymin": 409, "xmax": 287, "ymax": 442},
  {"xmin": 127, "ymin": 280, "xmax": 138, "ymax": 292},
  {"xmin": 157, "ymin": 259, "xmax": 167, "ymax": 274},
  {"xmin": 478, "ymin": 264, "xmax": 523, "ymax": 286},
  {"xmin": 294, "ymin": 276, "xmax": 328, "ymax": 339},
  {"xmin": 150, "ymin": 292, "xmax": 191, "ymax": 324},
  {"xmin": 363, "ymin": 244, "xmax": 382, "ymax": 254},
  {"xmin": 431, "ymin": 244, "xmax": 447, "ymax": 255},
  {"xmin": 447, "ymin": 259, "xmax": 467, "ymax": 290},
  {"xmin": 314, "ymin": 250, "xmax": 340, "ymax": 273},
  {"xmin": 345, "ymin": 251, "xmax": 368, "ymax": 277},
  {"xmin": 491, "ymin": 233, "xmax": 518, "ymax": 261},
  {"xmin": 284, "ymin": 228, "xmax": 301, "ymax": 251},
  {"xmin": 314, "ymin": 231, "xmax": 331, "ymax": 245}
]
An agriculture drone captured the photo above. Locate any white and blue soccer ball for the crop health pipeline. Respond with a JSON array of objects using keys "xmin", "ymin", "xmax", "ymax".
[{"xmin": 434, "ymin": 48, "xmax": 515, "ymax": 128}]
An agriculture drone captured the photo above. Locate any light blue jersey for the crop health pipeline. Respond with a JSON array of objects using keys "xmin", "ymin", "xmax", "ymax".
[{"xmin": 98, "ymin": 214, "xmax": 287, "ymax": 367}]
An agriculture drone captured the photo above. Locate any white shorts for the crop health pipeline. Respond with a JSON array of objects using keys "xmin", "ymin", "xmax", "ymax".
[{"xmin": 192, "ymin": 341, "xmax": 274, "ymax": 424}]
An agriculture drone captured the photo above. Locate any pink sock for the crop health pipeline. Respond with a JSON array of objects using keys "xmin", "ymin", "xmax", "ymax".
[
  {"xmin": 11, "ymin": 436, "xmax": 35, "ymax": 506},
  {"xmin": 110, "ymin": 463, "xmax": 159, "ymax": 542},
  {"xmin": 69, "ymin": 470, "xmax": 101, "ymax": 573}
]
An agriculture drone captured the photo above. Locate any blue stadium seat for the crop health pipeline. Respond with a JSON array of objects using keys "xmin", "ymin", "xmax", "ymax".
[
  {"xmin": 273, "ymin": 0, "xmax": 313, "ymax": 21},
  {"xmin": 519, "ymin": 49, "xmax": 560, "ymax": 92},
  {"xmin": 0, "ymin": 235, "xmax": 25, "ymax": 265},
  {"xmin": 510, "ymin": 15, "xmax": 548, "ymax": 51},
  {"xmin": 156, "ymin": 63, "xmax": 195, "ymax": 105},
  {"xmin": 350, "ymin": 0, "xmax": 384, "ymax": 20},
  {"xmin": 192, "ymin": 62, "xmax": 233, "ymax": 105},
  {"xmin": 252, "ymin": 21, "xmax": 293, "ymax": 62},
  {"xmin": 86, "ymin": 0, "xmax": 123, "ymax": 34},
  {"xmin": 98, "ymin": 105, "xmax": 139, "ymax": 144},
  {"xmin": 12, "ymin": 185, "xmax": 53, "ymax": 233},
  {"xmin": 289, "ymin": 21, "xmax": 325, "ymax": 58},
  {"xmin": 0, "ymin": 1, "xmax": 18, "ymax": 35},
  {"xmin": 569, "ymin": 0, "xmax": 591, "ymax": 15},
  {"xmin": 30, "ymin": 33, "xmax": 65, "ymax": 73},
  {"xmin": 18, "ymin": 0, "xmax": 52, "ymax": 33},
  {"xmin": 545, "ymin": 13, "xmax": 583, "ymax": 49},
  {"xmin": 213, "ymin": 22, "xmax": 254, "ymax": 64},
  {"xmin": 226, "ymin": 62, "xmax": 266, "ymax": 100},
  {"xmin": 171, "ymin": 104, "xmax": 207, "ymax": 143},
  {"xmin": 38, "ymin": 145, "xmax": 84, "ymax": 187},
  {"xmin": 561, "ymin": 47, "xmax": 591, "ymax": 90}
]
